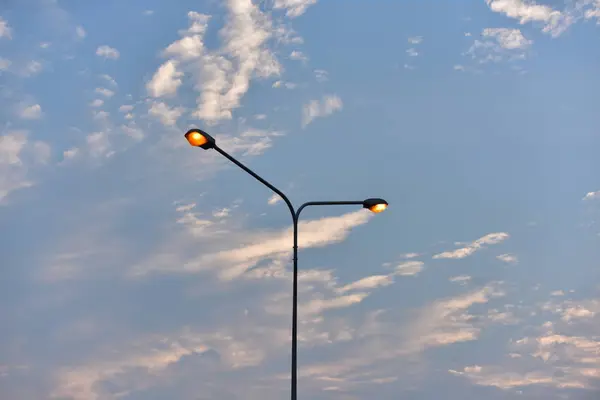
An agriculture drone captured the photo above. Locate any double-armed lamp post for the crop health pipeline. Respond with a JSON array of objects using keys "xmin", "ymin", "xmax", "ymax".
[{"xmin": 184, "ymin": 128, "xmax": 388, "ymax": 400}]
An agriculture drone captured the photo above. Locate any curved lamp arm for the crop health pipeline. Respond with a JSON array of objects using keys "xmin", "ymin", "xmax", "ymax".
[
  {"xmin": 296, "ymin": 200, "xmax": 363, "ymax": 220},
  {"xmin": 214, "ymin": 145, "xmax": 295, "ymax": 219}
]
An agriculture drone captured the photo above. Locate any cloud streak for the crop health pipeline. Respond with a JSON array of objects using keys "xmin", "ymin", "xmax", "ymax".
[
  {"xmin": 433, "ymin": 232, "xmax": 509, "ymax": 260},
  {"xmin": 302, "ymin": 94, "xmax": 343, "ymax": 127}
]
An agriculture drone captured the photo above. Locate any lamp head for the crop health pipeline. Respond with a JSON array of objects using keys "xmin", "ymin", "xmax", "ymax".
[
  {"xmin": 363, "ymin": 198, "xmax": 388, "ymax": 213},
  {"xmin": 184, "ymin": 128, "xmax": 215, "ymax": 150}
]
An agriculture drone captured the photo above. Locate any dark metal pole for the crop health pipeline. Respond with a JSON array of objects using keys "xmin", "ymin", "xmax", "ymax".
[
  {"xmin": 292, "ymin": 217, "xmax": 298, "ymax": 400},
  {"xmin": 215, "ymin": 145, "xmax": 300, "ymax": 399},
  {"xmin": 213, "ymin": 145, "xmax": 365, "ymax": 400},
  {"xmin": 292, "ymin": 201, "xmax": 362, "ymax": 400}
]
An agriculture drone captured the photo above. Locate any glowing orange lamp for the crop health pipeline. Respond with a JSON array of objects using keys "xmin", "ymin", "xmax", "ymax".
[{"xmin": 363, "ymin": 198, "xmax": 388, "ymax": 213}]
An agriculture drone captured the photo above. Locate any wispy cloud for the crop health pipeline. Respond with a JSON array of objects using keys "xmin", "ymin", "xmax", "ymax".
[
  {"xmin": 147, "ymin": 60, "xmax": 183, "ymax": 98},
  {"xmin": 394, "ymin": 261, "xmax": 424, "ymax": 276},
  {"xmin": 94, "ymin": 88, "xmax": 115, "ymax": 98},
  {"xmin": 496, "ymin": 253, "xmax": 518, "ymax": 264},
  {"xmin": 485, "ymin": 0, "xmax": 600, "ymax": 37},
  {"xmin": 485, "ymin": 0, "xmax": 569, "ymax": 36},
  {"xmin": 433, "ymin": 232, "xmax": 509, "ymax": 259},
  {"xmin": 273, "ymin": 0, "xmax": 318, "ymax": 18},
  {"xmin": 148, "ymin": 101, "xmax": 185, "ymax": 126},
  {"xmin": 19, "ymin": 104, "xmax": 43, "ymax": 119},
  {"xmin": 267, "ymin": 193, "xmax": 282, "ymax": 205},
  {"xmin": 451, "ymin": 293, "xmax": 600, "ymax": 391},
  {"xmin": 75, "ymin": 25, "xmax": 86, "ymax": 39},
  {"xmin": 0, "ymin": 131, "xmax": 50, "ymax": 202},
  {"xmin": 146, "ymin": 7, "xmax": 282, "ymax": 124},
  {"xmin": 0, "ymin": 17, "xmax": 12, "ymax": 39},
  {"xmin": 290, "ymin": 50, "xmax": 308, "ymax": 62},
  {"xmin": 406, "ymin": 48, "xmax": 419, "ymax": 57},
  {"xmin": 302, "ymin": 94, "xmax": 343, "ymax": 127},
  {"xmin": 272, "ymin": 80, "xmax": 297, "ymax": 89},
  {"xmin": 465, "ymin": 28, "xmax": 532, "ymax": 64},
  {"xmin": 583, "ymin": 190, "xmax": 600, "ymax": 201},
  {"xmin": 89, "ymin": 99, "xmax": 104, "ymax": 108},
  {"xmin": 96, "ymin": 45, "xmax": 120, "ymax": 59}
]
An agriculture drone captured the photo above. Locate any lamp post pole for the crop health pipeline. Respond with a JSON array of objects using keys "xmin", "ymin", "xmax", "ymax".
[{"xmin": 185, "ymin": 129, "xmax": 388, "ymax": 400}]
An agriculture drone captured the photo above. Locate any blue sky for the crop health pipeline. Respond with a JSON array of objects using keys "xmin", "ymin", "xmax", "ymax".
[{"xmin": 1, "ymin": 0, "xmax": 600, "ymax": 398}]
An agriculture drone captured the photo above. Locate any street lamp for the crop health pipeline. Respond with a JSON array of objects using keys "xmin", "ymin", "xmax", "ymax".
[{"xmin": 184, "ymin": 128, "xmax": 388, "ymax": 400}]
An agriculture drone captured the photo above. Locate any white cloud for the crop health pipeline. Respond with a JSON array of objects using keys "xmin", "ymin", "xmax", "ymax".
[
  {"xmin": 290, "ymin": 50, "xmax": 308, "ymax": 61},
  {"xmin": 449, "ymin": 275, "xmax": 472, "ymax": 285},
  {"xmin": 75, "ymin": 26, "xmax": 86, "ymax": 39},
  {"xmin": 164, "ymin": 35, "xmax": 205, "ymax": 61},
  {"xmin": 405, "ymin": 284, "xmax": 506, "ymax": 351},
  {"xmin": 337, "ymin": 275, "xmax": 394, "ymax": 293},
  {"xmin": 119, "ymin": 105, "xmax": 134, "ymax": 113},
  {"xmin": 465, "ymin": 28, "xmax": 531, "ymax": 64},
  {"xmin": 0, "ymin": 17, "xmax": 12, "ymax": 39},
  {"xmin": 24, "ymin": 60, "xmax": 43, "ymax": 76},
  {"xmin": 483, "ymin": 28, "xmax": 532, "ymax": 49},
  {"xmin": 0, "ymin": 134, "xmax": 32, "ymax": 201},
  {"xmin": 273, "ymin": 0, "xmax": 318, "ymax": 17},
  {"xmin": 400, "ymin": 252, "xmax": 420, "ymax": 259},
  {"xmin": 63, "ymin": 147, "xmax": 79, "ymax": 160},
  {"xmin": 86, "ymin": 132, "xmax": 112, "ymax": 158},
  {"xmin": 485, "ymin": 0, "xmax": 569, "ymax": 36},
  {"xmin": 192, "ymin": 5, "xmax": 281, "ymax": 123},
  {"xmin": 302, "ymin": 293, "xmax": 369, "ymax": 316},
  {"xmin": 92, "ymin": 110, "xmax": 109, "ymax": 121},
  {"xmin": 121, "ymin": 124, "xmax": 144, "ymax": 141},
  {"xmin": 585, "ymin": 1, "xmax": 600, "ymax": 21},
  {"xmin": 0, "ymin": 57, "xmax": 11, "ymax": 71},
  {"xmin": 298, "ymin": 282, "xmax": 508, "ymax": 389},
  {"xmin": 0, "ymin": 131, "xmax": 50, "ymax": 202},
  {"xmin": 90, "ymin": 99, "xmax": 104, "ymax": 108},
  {"xmin": 302, "ymin": 94, "xmax": 343, "ymax": 127},
  {"xmin": 272, "ymin": 80, "xmax": 297, "ymax": 89},
  {"xmin": 19, "ymin": 104, "xmax": 43, "ymax": 119},
  {"xmin": 95, "ymin": 88, "xmax": 115, "ymax": 98},
  {"xmin": 96, "ymin": 45, "xmax": 120, "ymax": 60},
  {"xmin": 449, "ymin": 366, "xmax": 562, "ymax": 389},
  {"xmin": 406, "ymin": 48, "xmax": 419, "ymax": 57},
  {"xmin": 0, "ymin": 133, "xmax": 27, "ymax": 166},
  {"xmin": 267, "ymin": 194, "xmax": 281, "ymax": 205},
  {"xmin": 561, "ymin": 305, "xmax": 595, "ymax": 321},
  {"xmin": 52, "ymin": 335, "xmax": 212, "ymax": 400},
  {"xmin": 148, "ymin": 101, "xmax": 185, "ymax": 126},
  {"xmin": 147, "ymin": 60, "xmax": 183, "ymax": 98},
  {"xmin": 147, "ymin": 8, "xmax": 282, "ymax": 124},
  {"xmin": 433, "ymin": 232, "xmax": 509, "ymax": 259},
  {"xmin": 496, "ymin": 253, "xmax": 518, "ymax": 264},
  {"xmin": 408, "ymin": 36, "xmax": 423, "ymax": 44},
  {"xmin": 314, "ymin": 69, "xmax": 328, "ymax": 82},
  {"xmin": 450, "ymin": 294, "xmax": 600, "ymax": 392},
  {"xmin": 99, "ymin": 74, "xmax": 117, "ymax": 86},
  {"xmin": 394, "ymin": 261, "xmax": 424, "ymax": 276},
  {"xmin": 583, "ymin": 190, "xmax": 600, "ymax": 201}
]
